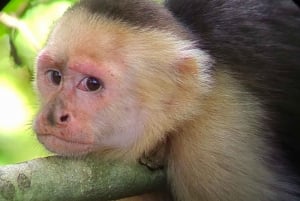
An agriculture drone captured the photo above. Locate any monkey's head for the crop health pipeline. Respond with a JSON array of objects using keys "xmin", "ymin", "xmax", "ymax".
[{"xmin": 33, "ymin": 2, "xmax": 212, "ymax": 157}]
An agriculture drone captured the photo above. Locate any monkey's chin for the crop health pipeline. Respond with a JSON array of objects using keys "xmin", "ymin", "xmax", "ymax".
[{"xmin": 38, "ymin": 134, "xmax": 94, "ymax": 156}]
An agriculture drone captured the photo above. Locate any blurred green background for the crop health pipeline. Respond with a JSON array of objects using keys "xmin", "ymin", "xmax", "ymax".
[{"xmin": 0, "ymin": 0, "xmax": 77, "ymax": 165}]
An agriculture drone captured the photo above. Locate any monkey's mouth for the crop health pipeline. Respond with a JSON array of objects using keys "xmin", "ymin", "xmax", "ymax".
[{"xmin": 37, "ymin": 134, "xmax": 94, "ymax": 156}]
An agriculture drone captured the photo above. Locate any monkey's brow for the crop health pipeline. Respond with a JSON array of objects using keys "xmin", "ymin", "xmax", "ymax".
[{"xmin": 37, "ymin": 52, "xmax": 66, "ymax": 71}]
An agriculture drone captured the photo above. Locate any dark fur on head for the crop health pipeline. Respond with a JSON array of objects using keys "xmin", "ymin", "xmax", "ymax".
[{"xmin": 74, "ymin": 0, "xmax": 190, "ymax": 38}]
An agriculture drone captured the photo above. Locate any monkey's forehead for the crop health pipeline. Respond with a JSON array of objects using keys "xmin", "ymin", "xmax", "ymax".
[
  {"xmin": 43, "ymin": 9, "xmax": 188, "ymax": 76},
  {"xmin": 46, "ymin": 4, "xmax": 195, "ymax": 61}
]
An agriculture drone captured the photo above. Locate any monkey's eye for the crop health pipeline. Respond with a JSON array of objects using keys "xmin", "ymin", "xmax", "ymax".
[
  {"xmin": 77, "ymin": 76, "xmax": 104, "ymax": 92},
  {"xmin": 46, "ymin": 70, "xmax": 62, "ymax": 85}
]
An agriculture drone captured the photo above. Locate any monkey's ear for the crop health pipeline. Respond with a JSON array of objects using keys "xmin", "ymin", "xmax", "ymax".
[
  {"xmin": 175, "ymin": 47, "xmax": 213, "ymax": 88},
  {"xmin": 176, "ymin": 56, "xmax": 199, "ymax": 75}
]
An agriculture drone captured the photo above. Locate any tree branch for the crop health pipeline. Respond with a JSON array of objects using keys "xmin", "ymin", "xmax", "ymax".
[{"xmin": 0, "ymin": 155, "xmax": 166, "ymax": 201}]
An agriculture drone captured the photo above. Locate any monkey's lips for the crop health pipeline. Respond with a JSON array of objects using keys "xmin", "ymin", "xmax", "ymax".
[{"xmin": 37, "ymin": 134, "xmax": 94, "ymax": 156}]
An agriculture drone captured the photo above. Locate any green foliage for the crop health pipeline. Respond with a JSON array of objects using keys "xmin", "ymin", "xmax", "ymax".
[
  {"xmin": 13, "ymin": 1, "xmax": 72, "ymax": 69},
  {"xmin": 0, "ymin": 0, "xmax": 77, "ymax": 165}
]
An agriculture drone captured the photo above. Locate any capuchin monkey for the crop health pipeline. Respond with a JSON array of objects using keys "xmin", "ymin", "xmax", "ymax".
[{"xmin": 33, "ymin": 0, "xmax": 300, "ymax": 200}]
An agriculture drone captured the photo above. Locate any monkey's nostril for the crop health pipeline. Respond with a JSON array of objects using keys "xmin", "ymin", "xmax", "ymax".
[{"xmin": 60, "ymin": 114, "xmax": 69, "ymax": 123}]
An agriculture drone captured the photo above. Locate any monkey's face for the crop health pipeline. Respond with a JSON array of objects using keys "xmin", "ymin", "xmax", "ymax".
[
  {"xmin": 33, "ymin": 8, "xmax": 211, "ymax": 156},
  {"xmin": 34, "ymin": 47, "xmax": 145, "ymax": 156},
  {"xmin": 33, "ymin": 13, "xmax": 147, "ymax": 156}
]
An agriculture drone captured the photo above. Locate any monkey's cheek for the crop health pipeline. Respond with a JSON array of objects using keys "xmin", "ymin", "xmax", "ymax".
[{"xmin": 37, "ymin": 135, "xmax": 94, "ymax": 156}]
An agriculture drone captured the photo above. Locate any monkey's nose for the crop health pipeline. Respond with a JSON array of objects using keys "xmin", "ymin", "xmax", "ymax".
[
  {"xmin": 47, "ymin": 110, "xmax": 71, "ymax": 126},
  {"xmin": 60, "ymin": 114, "xmax": 70, "ymax": 123}
]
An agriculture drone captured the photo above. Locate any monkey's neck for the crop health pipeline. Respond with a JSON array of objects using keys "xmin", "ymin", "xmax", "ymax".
[
  {"xmin": 170, "ymin": 69, "xmax": 267, "ymax": 161},
  {"xmin": 166, "ymin": 70, "xmax": 280, "ymax": 200}
]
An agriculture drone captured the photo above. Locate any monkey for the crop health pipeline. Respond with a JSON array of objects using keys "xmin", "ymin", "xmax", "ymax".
[{"xmin": 33, "ymin": 0, "xmax": 300, "ymax": 200}]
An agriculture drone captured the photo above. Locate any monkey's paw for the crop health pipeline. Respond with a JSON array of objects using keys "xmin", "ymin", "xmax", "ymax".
[{"xmin": 139, "ymin": 143, "xmax": 166, "ymax": 171}]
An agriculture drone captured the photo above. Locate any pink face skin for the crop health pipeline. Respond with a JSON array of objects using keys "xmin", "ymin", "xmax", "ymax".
[{"xmin": 34, "ymin": 48, "xmax": 144, "ymax": 156}]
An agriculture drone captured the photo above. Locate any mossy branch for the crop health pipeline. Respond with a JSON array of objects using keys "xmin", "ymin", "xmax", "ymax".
[{"xmin": 0, "ymin": 155, "xmax": 166, "ymax": 201}]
